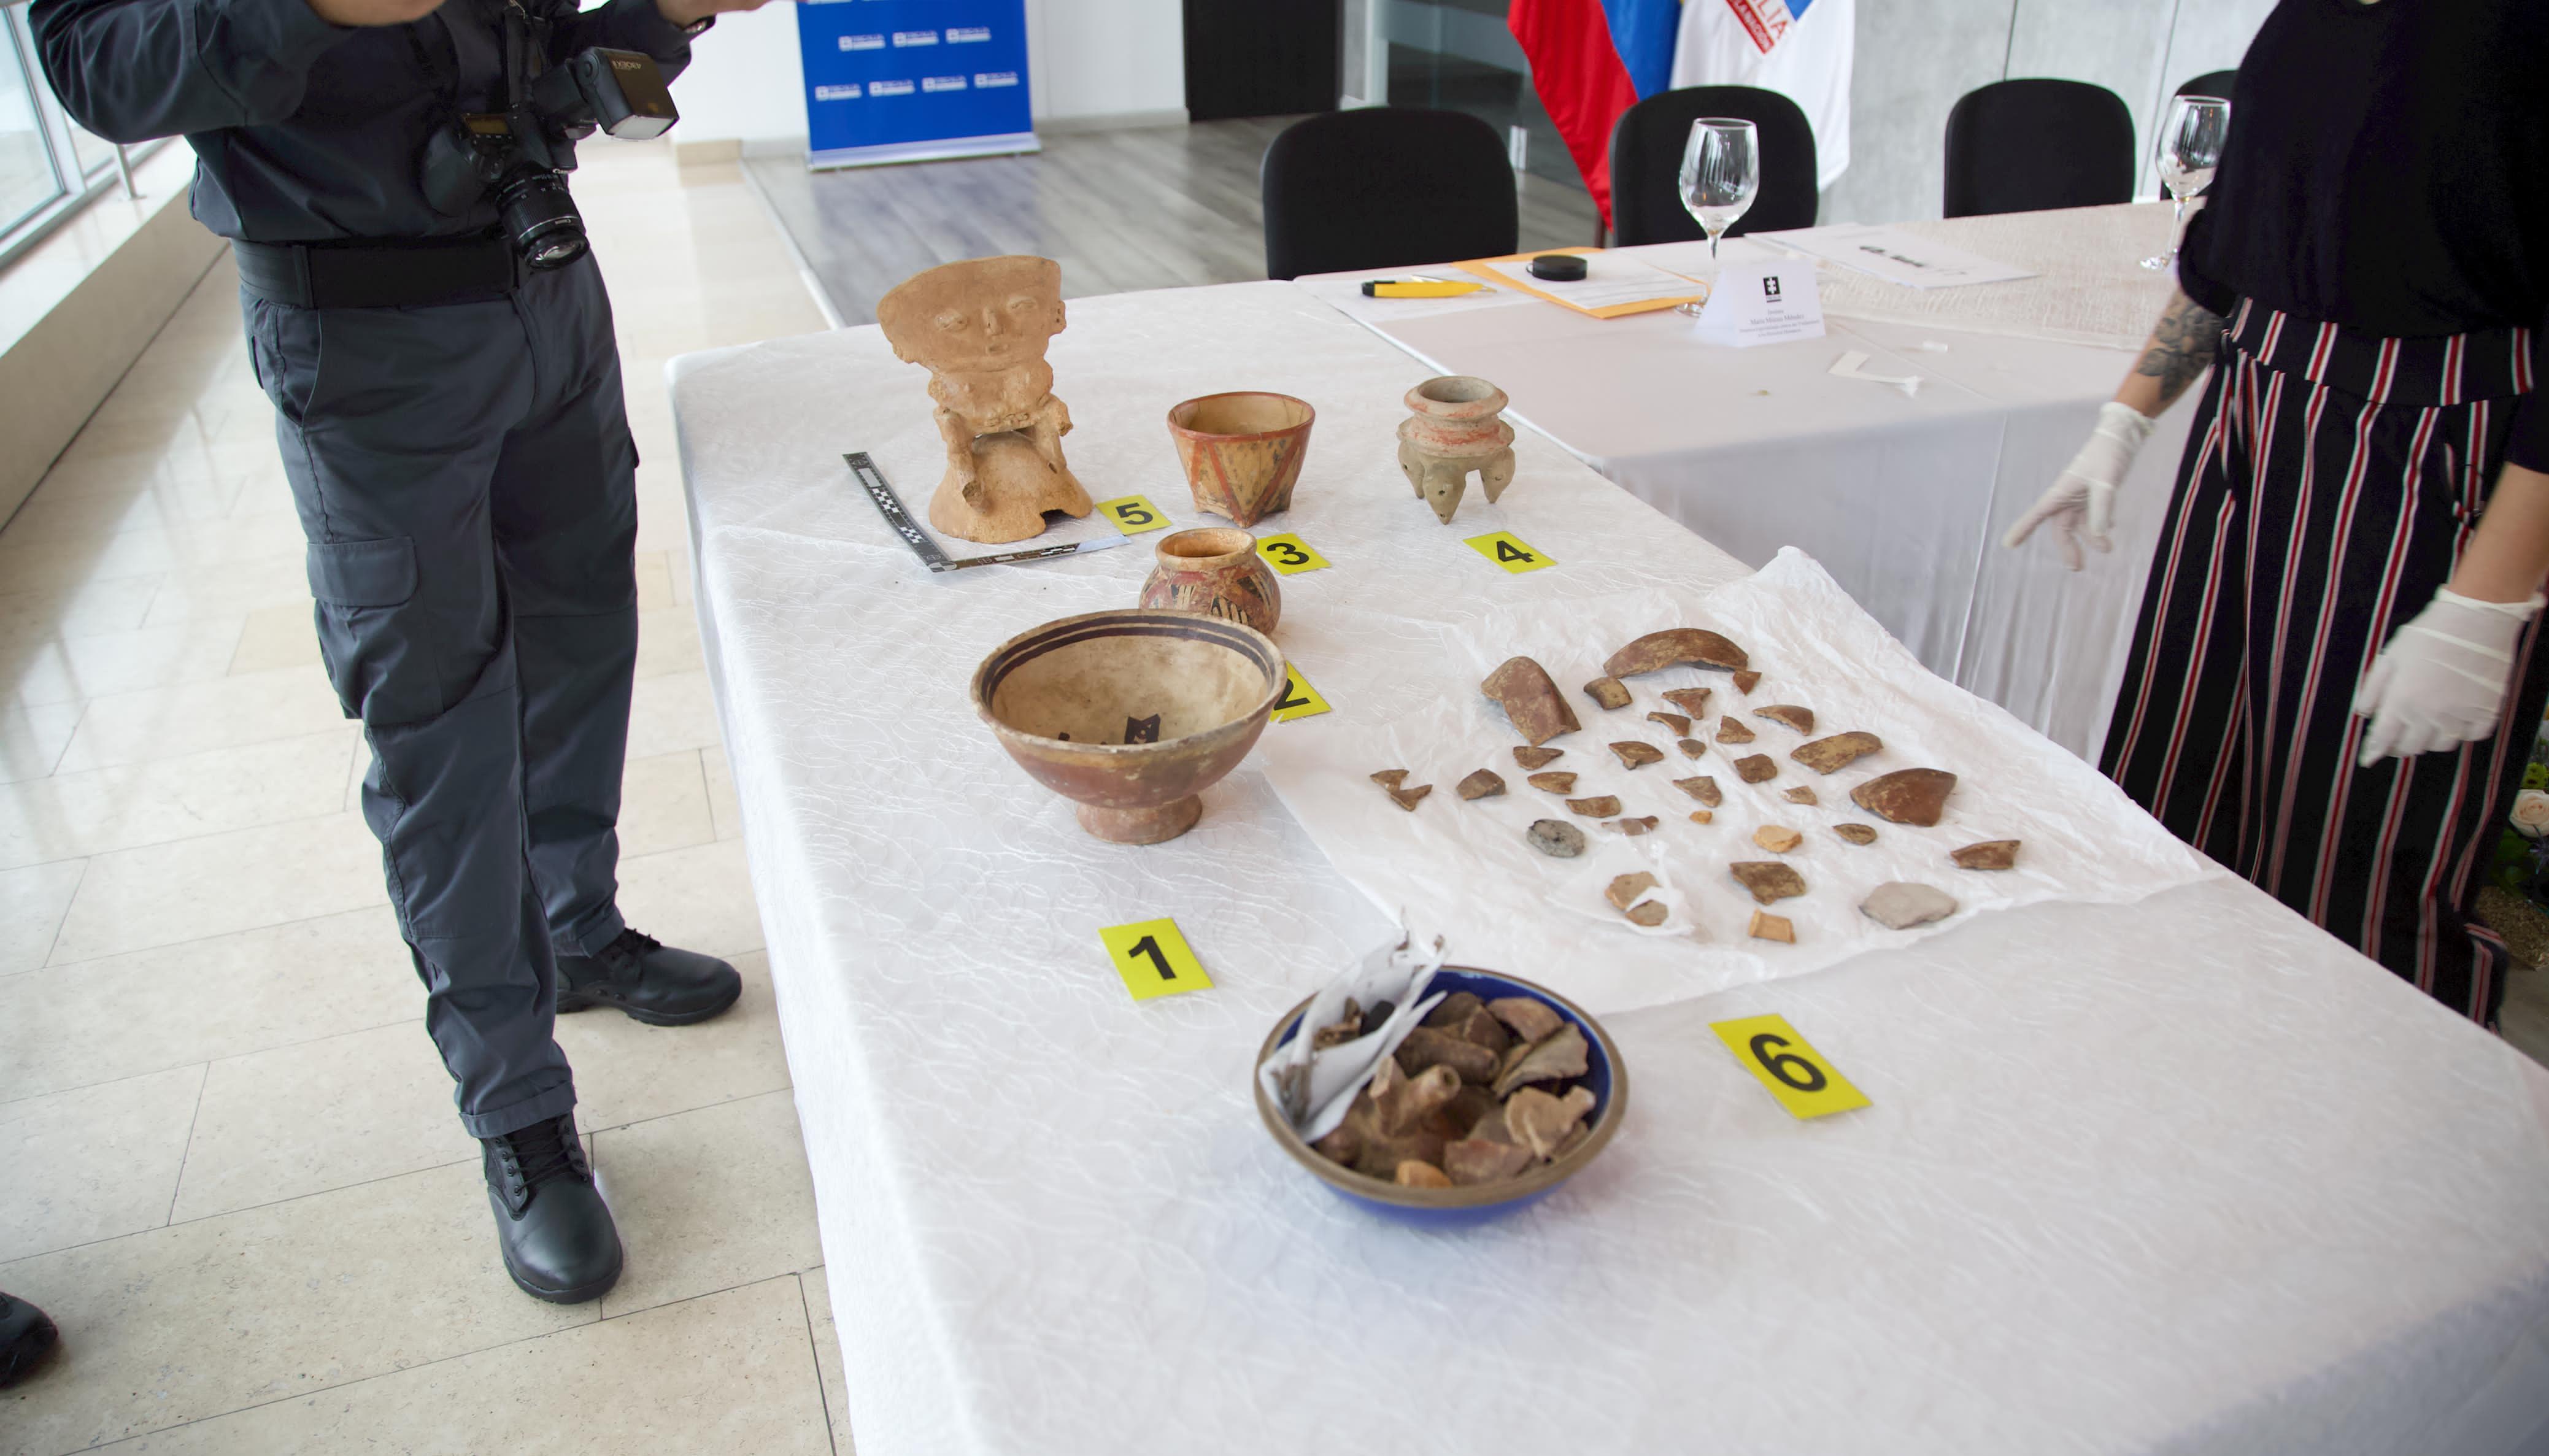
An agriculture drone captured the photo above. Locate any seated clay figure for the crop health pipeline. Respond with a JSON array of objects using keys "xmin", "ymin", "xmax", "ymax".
[{"xmin": 876, "ymin": 256, "xmax": 1092, "ymax": 544}]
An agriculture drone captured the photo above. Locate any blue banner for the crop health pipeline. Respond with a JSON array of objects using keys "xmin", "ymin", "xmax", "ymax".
[{"xmin": 796, "ymin": 0, "xmax": 1035, "ymax": 167}]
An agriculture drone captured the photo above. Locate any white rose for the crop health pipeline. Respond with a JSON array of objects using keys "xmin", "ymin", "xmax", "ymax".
[{"xmin": 2512, "ymin": 789, "xmax": 2549, "ymax": 839}]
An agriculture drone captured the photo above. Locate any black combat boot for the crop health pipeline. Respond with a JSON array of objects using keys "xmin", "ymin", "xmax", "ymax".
[
  {"xmin": 0, "ymin": 1292, "xmax": 60, "ymax": 1387},
  {"xmin": 555, "ymin": 929, "xmax": 741, "ymax": 1026},
  {"xmin": 483, "ymin": 1114, "xmax": 621, "ymax": 1304}
]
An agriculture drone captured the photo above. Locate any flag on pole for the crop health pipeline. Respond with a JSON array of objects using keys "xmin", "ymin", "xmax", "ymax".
[
  {"xmin": 1670, "ymin": 0, "xmax": 1854, "ymax": 189},
  {"xmin": 1506, "ymin": 0, "xmax": 1683, "ymax": 226}
]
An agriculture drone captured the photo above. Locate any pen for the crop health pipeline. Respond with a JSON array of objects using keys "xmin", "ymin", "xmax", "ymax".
[{"xmin": 1360, "ymin": 277, "xmax": 1487, "ymax": 298}]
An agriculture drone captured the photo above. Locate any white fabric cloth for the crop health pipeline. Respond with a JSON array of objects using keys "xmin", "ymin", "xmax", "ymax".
[
  {"xmin": 1670, "ymin": 0, "xmax": 1854, "ymax": 188},
  {"xmin": 673, "ymin": 280, "xmax": 2549, "ymax": 1456}
]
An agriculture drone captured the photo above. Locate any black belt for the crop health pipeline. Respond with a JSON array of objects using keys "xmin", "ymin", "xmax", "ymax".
[{"xmin": 233, "ymin": 234, "xmax": 520, "ymax": 309}]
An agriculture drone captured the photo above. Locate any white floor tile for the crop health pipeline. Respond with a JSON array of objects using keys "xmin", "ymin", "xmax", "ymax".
[
  {"xmin": 617, "ymin": 748, "xmax": 714, "ymax": 858},
  {"xmin": 593, "ymin": 1088, "xmax": 820, "ymax": 1317},
  {"xmin": 0, "ymin": 1063, "xmax": 202, "ymax": 1263},
  {"xmin": 0, "ymin": 858, "xmax": 85, "ymax": 975},
  {"xmin": 0, "ymin": 726, "xmax": 357, "ymax": 870},
  {"xmin": 0, "ymin": 699, "xmax": 82, "ymax": 783},
  {"xmin": 563, "ymin": 949, "xmax": 788, "ymax": 1133},
  {"xmin": 55, "ymin": 664, "xmax": 347, "ymax": 771},
  {"xmin": 614, "ymin": 837, "xmax": 763, "ymax": 960},
  {"xmin": 49, "ymin": 811, "xmax": 388, "ymax": 964}
]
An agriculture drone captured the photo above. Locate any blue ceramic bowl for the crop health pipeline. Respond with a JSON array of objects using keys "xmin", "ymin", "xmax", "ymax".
[{"xmin": 1253, "ymin": 966, "xmax": 1628, "ymax": 1227}]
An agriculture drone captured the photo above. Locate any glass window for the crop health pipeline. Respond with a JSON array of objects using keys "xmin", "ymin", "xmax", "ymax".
[{"xmin": 0, "ymin": 9, "xmax": 67, "ymax": 235}]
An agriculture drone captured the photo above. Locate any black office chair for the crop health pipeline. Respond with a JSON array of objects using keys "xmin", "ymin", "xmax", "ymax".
[
  {"xmin": 1608, "ymin": 86, "xmax": 1817, "ymax": 246},
  {"xmin": 1260, "ymin": 108, "xmax": 1517, "ymax": 280},
  {"xmin": 1941, "ymin": 79, "xmax": 2135, "ymax": 218},
  {"xmin": 2175, "ymin": 69, "xmax": 2236, "ymax": 102}
]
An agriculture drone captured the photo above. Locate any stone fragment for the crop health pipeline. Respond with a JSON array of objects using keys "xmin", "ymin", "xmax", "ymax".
[
  {"xmin": 1370, "ymin": 1057, "xmax": 1462, "ymax": 1137},
  {"xmin": 1951, "ymin": 839, "xmax": 2021, "ymax": 870},
  {"xmin": 1505, "ymin": 1084, "xmax": 1598, "ymax": 1158},
  {"xmin": 1834, "ymin": 823, "xmax": 1878, "ymax": 845},
  {"xmin": 1852, "ymin": 768, "xmax": 1957, "ymax": 826},
  {"xmin": 1487, "ymin": 995, "xmax": 1564, "ymax": 1044},
  {"xmin": 1605, "ymin": 628, "xmax": 1749, "ymax": 677},
  {"xmin": 1792, "ymin": 731, "xmax": 1883, "ymax": 775},
  {"xmin": 1422, "ymin": 991, "xmax": 1483, "ymax": 1028},
  {"xmin": 1860, "ymin": 881, "xmax": 1957, "ymax": 929},
  {"xmin": 1527, "ymin": 819, "xmax": 1587, "ymax": 857},
  {"xmin": 1753, "ymin": 825, "xmax": 1803, "ymax": 853},
  {"xmin": 1395, "ymin": 1160, "xmax": 1454, "ymax": 1189},
  {"xmin": 1716, "ymin": 715, "xmax": 1756, "ymax": 744},
  {"xmin": 1483, "ymin": 657, "xmax": 1581, "ymax": 746},
  {"xmin": 1733, "ymin": 754, "xmax": 1778, "ymax": 784},
  {"xmin": 1384, "ymin": 783, "xmax": 1432, "ymax": 810},
  {"xmin": 1647, "ymin": 711, "xmax": 1691, "ymax": 736},
  {"xmin": 1605, "ymin": 872, "xmax": 1659, "ymax": 911},
  {"xmin": 1440, "ymin": 1082, "xmax": 1500, "ymax": 1138},
  {"xmin": 1610, "ymin": 816, "xmax": 1660, "ymax": 836},
  {"xmin": 1443, "ymin": 1004, "xmax": 1510, "ymax": 1054},
  {"xmin": 1730, "ymin": 860, "xmax": 1807, "ymax": 904},
  {"xmin": 1747, "ymin": 909, "xmax": 1795, "ymax": 943},
  {"xmin": 1689, "ymin": 809, "xmax": 1713, "ymax": 824},
  {"xmin": 1677, "ymin": 738, "xmax": 1705, "ymax": 758},
  {"xmin": 1457, "ymin": 769, "xmax": 1506, "ymax": 800},
  {"xmin": 1732, "ymin": 670, "xmax": 1762, "ymax": 695},
  {"xmin": 1610, "ymin": 741, "xmax": 1664, "ymax": 769},
  {"xmin": 1662, "ymin": 687, "xmax": 1713, "ymax": 718},
  {"xmin": 1783, "ymin": 786, "xmax": 1818, "ymax": 806},
  {"xmin": 1754, "ymin": 705, "xmax": 1815, "ymax": 734},
  {"xmin": 1527, "ymin": 771, "xmax": 1578, "ymax": 793},
  {"xmin": 1493, "ymin": 1022, "xmax": 1589, "ymax": 1096},
  {"xmin": 1583, "ymin": 676, "xmax": 1633, "ymax": 711},
  {"xmin": 1370, "ymin": 769, "xmax": 1408, "ymax": 788},
  {"xmin": 1395, "ymin": 1026, "xmax": 1500, "ymax": 1084},
  {"xmin": 1674, "ymin": 775, "xmax": 1722, "ymax": 806},
  {"xmin": 1624, "ymin": 899, "xmax": 1667, "ymax": 926},
  {"xmin": 1513, "ymin": 745, "xmax": 1565, "ymax": 769},
  {"xmin": 1319, "ymin": 1058, "xmax": 1460, "ymax": 1178},
  {"xmin": 1565, "ymin": 795, "xmax": 1622, "ymax": 817},
  {"xmin": 1443, "ymin": 1137, "xmax": 1534, "ymax": 1185}
]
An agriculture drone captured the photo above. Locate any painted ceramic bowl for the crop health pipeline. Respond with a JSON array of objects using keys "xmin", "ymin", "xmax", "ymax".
[
  {"xmin": 973, "ymin": 609, "xmax": 1287, "ymax": 844},
  {"xmin": 1166, "ymin": 391, "xmax": 1315, "ymax": 528},
  {"xmin": 1137, "ymin": 526, "xmax": 1282, "ymax": 637},
  {"xmin": 1253, "ymin": 967, "xmax": 1627, "ymax": 1226}
]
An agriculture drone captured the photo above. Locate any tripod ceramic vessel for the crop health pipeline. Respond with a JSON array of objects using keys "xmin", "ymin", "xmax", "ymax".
[{"xmin": 1397, "ymin": 375, "xmax": 1517, "ymax": 524}]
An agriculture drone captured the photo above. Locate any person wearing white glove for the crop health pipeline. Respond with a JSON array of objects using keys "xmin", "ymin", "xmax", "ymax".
[{"xmin": 1996, "ymin": 0, "xmax": 2549, "ymax": 1031}]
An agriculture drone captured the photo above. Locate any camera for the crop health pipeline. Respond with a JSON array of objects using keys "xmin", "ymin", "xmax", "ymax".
[{"xmin": 423, "ymin": 44, "xmax": 681, "ymax": 271}]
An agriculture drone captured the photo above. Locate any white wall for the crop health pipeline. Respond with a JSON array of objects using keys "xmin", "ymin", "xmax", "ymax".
[{"xmin": 669, "ymin": 0, "xmax": 1185, "ymax": 148}]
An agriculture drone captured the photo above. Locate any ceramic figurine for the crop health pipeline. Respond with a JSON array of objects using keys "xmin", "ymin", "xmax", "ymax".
[
  {"xmin": 876, "ymin": 256, "xmax": 1092, "ymax": 545},
  {"xmin": 1165, "ymin": 391, "xmax": 1315, "ymax": 528},
  {"xmin": 1397, "ymin": 376, "xmax": 1516, "ymax": 524},
  {"xmin": 1138, "ymin": 526, "xmax": 1282, "ymax": 636}
]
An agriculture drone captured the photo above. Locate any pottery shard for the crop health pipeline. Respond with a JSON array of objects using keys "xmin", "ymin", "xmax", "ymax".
[
  {"xmin": 1565, "ymin": 795, "xmax": 1622, "ymax": 817},
  {"xmin": 1605, "ymin": 872, "xmax": 1659, "ymax": 911},
  {"xmin": 1395, "ymin": 1160, "xmax": 1454, "ymax": 1189},
  {"xmin": 1678, "ymin": 739, "xmax": 1706, "ymax": 758},
  {"xmin": 1834, "ymin": 823, "xmax": 1878, "ymax": 845},
  {"xmin": 1513, "ymin": 745, "xmax": 1565, "ymax": 769},
  {"xmin": 1624, "ymin": 899, "xmax": 1668, "ymax": 925},
  {"xmin": 1730, "ymin": 860, "xmax": 1807, "ymax": 904},
  {"xmin": 1442, "ymin": 1004, "xmax": 1510, "ymax": 1054},
  {"xmin": 1952, "ymin": 839, "xmax": 2021, "ymax": 870},
  {"xmin": 1443, "ymin": 1137, "xmax": 1534, "ymax": 1186},
  {"xmin": 1689, "ymin": 809, "xmax": 1714, "ymax": 824},
  {"xmin": 1506, "ymin": 1085, "xmax": 1598, "ymax": 1158},
  {"xmin": 1310, "ymin": 998, "xmax": 1363, "ymax": 1050},
  {"xmin": 1384, "ymin": 784, "xmax": 1432, "ymax": 811},
  {"xmin": 1647, "ymin": 711, "xmax": 1692, "ymax": 736},
  {"xmin": 1527, "ymin": 819, "xmax": 1587, "ymax": 858},
  {"xmin": 1733, "ymin": 754, "xmax": 1778, "ymax": 784},
  {"xmin": 1423, "ymin": 991, "xmax": 1484, "ymax": 1028},
  {"xmin": 1674, "ymin": 775, "xmax": 1722, "ymax": 806},
  {"xmin": 1783, "ymin": 786, "xmax": 1818, "ymax": 806},
  {"xmin": 1395, "ymin": 1026, "xmax": 1500, "ymax": 1085},
  {"xmin": 1487, "ymin": 995, "xmax": 1564, "ymax": 1044},
  {"xmin": 1494, "ymin": 1022, "xmax": 1590, "ymax": 1096},
  {"xmin": 1851, "ymin": 768, "xmax": 1957, "ymax": 826},
  {"xmin": 1861, "ymin": 881, "xmax": 1957, "ymax": 929},
  {"xmin": 1605, "ymin": 628, "xmax": 1749, "ymax": 677},
  {"xmin": 1732, "ymin": 670, "xmax": 1762, "ymax": 695},
  {"xmin": 1457, "ymin": 769, "xmax": 1506, "ymax": 801},
  {"xmin": 1610, "ymin": 741, "xmax": 1665, "ymax": 769},
  {"xmin": 1440, "ymin": 1082, "xmax": 1501, "ymax": 1139},
  {"xmin": 1662, "ymin": 687, "xmax": 1713, "ymax": 718},
  {"xmin": 1527, "ymin": 771, "xmax": 1578, "ymax": 793},
  {"xmin": 1370, "ymin": 769, "xmax": 1408, "ymax": 788},
  {"xmin": 1371, "ymin": 1057, "xmax": 1462, "ymax": 1137},
  {"xmin": 1583, "ymin": 676, "xmax": 1633, "ymax": 711},
  {"xmin": 1792, "ymin": 731, "xmax": 1883, "ymax": 775},
  {"xmin": 1753, "ymin": 825, "xmax": 1803, "ymax": 853},
  {"xmin": 1716, "ymin": 715, "xmax": 1756, "ymax": 744},
  {"xmin": 1483, "ymin": 657, "xmax": 1581, "ymax": 746},
  {"xmin": 1755, "ymin": 705, "xmax": 1814, "ymax": 734},
  {"xmin": 1610, "ymin": 816, "xmax": 1661, "ymax": 836},
  {"xmin": 1747, "ymin": 910, "xmax": 1796, "ymax": 943}
]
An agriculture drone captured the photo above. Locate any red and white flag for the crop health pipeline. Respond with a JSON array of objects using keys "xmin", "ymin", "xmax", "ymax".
[{"xmin": 1670, "ymin": 0, "xmax": 1854, "ymax": 189}]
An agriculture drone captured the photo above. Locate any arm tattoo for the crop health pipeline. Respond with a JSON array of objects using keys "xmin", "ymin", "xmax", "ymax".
[{"xmin": 2132, "ymin": 293, "xmax": 2227, "ymax": 409}]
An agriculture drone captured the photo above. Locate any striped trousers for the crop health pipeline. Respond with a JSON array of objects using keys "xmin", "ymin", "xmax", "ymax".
[{"xmin": 2102, "ymin": 302, "xmax": 2547, "ymax": 1027}]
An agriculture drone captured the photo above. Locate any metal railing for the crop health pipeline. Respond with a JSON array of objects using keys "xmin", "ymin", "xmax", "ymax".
[{"xmin": 0, "ymin": 1, "xmax": 168, "ymax": 274}]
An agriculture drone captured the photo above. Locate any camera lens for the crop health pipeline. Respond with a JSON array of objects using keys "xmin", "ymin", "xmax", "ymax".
[{"xmin": 496, "ymin": 169, "xmax": 588, "ymax": 271}]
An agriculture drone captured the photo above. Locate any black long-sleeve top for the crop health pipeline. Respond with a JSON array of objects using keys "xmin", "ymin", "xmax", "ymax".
[
  {"xmin": 29, "ymin": 0, "xmax": 694, "ymax": 244},
  {"xmin": 2177, "ymin": 0, "xmax": 2549, "ymax": 469}
]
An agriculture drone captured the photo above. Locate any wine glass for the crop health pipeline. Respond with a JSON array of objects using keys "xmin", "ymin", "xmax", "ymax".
[
  {"xmin": 2141, "ymin": 94, "xmax": 2230, "ymax": 271},
  {"xmin": 1675, "ymin": 117, "xmax": 1759, "ymax": 315}
]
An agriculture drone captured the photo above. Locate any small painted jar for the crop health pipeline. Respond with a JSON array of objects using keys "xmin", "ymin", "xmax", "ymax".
[{"xmin": 1138, "ymin": 526, "xmax": 1282, "ymax": 637}]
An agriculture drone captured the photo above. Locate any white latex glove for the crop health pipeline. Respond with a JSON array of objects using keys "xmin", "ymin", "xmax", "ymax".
[
  {"xmin": 2003, "ymin": 401, "xmax": 2158, "ymax": 570},
  {"xmin": 2353, "ymin": 587, "xmax": 2545, "ymax": 766}
]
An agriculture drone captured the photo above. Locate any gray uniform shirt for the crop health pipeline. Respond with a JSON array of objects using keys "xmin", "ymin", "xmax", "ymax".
[{"xmin": 30, "ymin": 0, "xmax": 695, "ymax": 242}]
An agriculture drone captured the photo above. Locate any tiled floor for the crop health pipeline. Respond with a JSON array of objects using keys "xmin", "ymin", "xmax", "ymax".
[{"xmin": 0, "ymin": 141, "xmax": 849, "ymax": 1454}]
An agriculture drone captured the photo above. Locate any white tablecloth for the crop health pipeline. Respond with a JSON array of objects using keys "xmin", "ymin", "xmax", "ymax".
[
  {"xmin": 672, "ymin": 280, "xmax": 2549, "ymax": 1456},
  {"xmin": 1295, "ymin": 204, "xmax": 2193, "ymax": 760}
]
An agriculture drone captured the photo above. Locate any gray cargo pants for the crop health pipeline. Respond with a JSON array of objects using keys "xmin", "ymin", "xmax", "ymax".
[{"xmin": 246, "ymin": 255, "xmax": 636, "ymax": 1139}]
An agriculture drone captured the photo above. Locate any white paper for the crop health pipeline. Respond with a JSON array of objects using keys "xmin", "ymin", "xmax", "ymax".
[
  {"xmin": 1479, "ymin": 253, "xmax": 1706, "ymax": 313},
  {"xmin": 1762, "ymin": 223, "xmax": 2038, "ymax": 289},
  {"xmin": 1829, "ymin": 349, "xmax": 1923, "ymax": 396},
  {"xmin": 1692, "ymin": 260, "xmax": 1826, "ymax": 348}
]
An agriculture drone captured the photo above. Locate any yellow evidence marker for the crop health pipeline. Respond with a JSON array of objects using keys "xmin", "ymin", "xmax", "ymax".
[
  {"xmin": 1270, "ymin": 664, "xmax": 1330, "ymax": 722},
  {"xmin": 1099, "ymin": 918, "xmax": 1213, "ymax": 1002},
  {"xmin": 1711, "ymin": 1013, "xmax": 1870, "ymax": 1119},
  {"xmin": 1465, "ymin": 530, "xmax": 1555, "ymax": 574},
  {"xmin": 1095, "ymin": 495, "xmax": 1171, "ymax": 534},
  {"xmin": 1254, "ymin": 533, "xmax": 1330, "ymax": 574}
]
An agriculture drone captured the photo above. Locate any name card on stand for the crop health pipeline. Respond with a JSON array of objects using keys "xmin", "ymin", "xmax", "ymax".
[{"xmin": 1692, "ymin": 261, "xmax": 1825, "ymax": 348}]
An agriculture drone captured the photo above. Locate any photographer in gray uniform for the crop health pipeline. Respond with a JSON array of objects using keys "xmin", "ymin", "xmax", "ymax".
[{"xmin": 34, "ymin": 0, "xmax": 769, "ymax": 1303}]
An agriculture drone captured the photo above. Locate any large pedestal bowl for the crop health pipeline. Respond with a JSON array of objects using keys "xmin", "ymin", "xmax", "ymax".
[{"xmin": 973, "ymin": 610, "xmax": 1288, "ymax": 844}]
